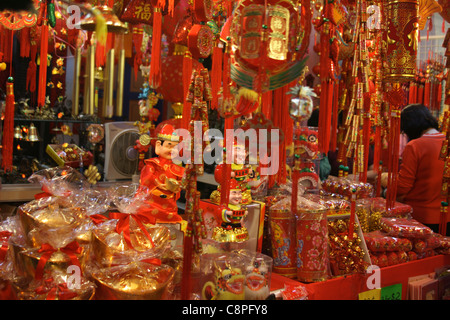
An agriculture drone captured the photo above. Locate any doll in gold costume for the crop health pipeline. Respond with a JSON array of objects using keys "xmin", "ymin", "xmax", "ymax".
[
  {"xmin": 211, "ymin": 179, "xmax": 249, "ymax": 243},
  {"xmin": 139, "ymin": 124, "xmax": 185, "ymax": 223}
]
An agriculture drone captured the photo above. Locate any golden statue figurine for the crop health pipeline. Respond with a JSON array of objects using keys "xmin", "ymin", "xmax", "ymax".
[
  {"xmin": 139, "ymin": 124, "xmax": 185, "ymax": 223},
  {"xmin": 211, "ymin": 179, "xmax": 249, "ymax": 243}
]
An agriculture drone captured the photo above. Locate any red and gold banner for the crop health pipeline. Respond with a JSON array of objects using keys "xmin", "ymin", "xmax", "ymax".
[{"xmin": 383, "ymin": 0, "xmax": 419, "ymax": 83}]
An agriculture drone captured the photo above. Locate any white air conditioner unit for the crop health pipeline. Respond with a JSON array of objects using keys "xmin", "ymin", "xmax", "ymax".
[{"xmin": 104, "ymin": 122, "xmax": 140, "ymax": 181}]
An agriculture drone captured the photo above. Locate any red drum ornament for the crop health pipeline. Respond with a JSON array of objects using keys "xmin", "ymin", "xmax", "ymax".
[
  {"xmin": 269, "ymin": 209, "xmax": 297, "ymax": 278},
  {"xmin": 383, "ymin": 0, "xmax": 419, "ymax": 83},
  {"xmin": 295, "ymin": 209, "xmax": 329, "ymax": 282},
  {"xmin": 188, "ymin": 24, "xmax": 214, "ymax": 60},
  {"xmin": 228, "ymin": 0, "xmax": 310, "ymax": 92}
]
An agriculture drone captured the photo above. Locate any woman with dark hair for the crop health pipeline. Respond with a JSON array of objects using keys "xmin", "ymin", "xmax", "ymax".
[{"xmin": 382, "ymin": 104, "xmax": 448, "ymax": 235}]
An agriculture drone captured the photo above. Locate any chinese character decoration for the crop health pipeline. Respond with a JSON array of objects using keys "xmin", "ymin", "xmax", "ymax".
[{"xmin": 121, "ymin": 0, "xmax": 153, "ymax": 24}]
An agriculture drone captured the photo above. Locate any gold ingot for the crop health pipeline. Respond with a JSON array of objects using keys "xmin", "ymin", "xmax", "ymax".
[
  {"xmin": 92, "ymin": 262, "xmax": 174, "ymax": 300},
  {"xmin": 91, "ymin": 224, "xmax": 170, "ymax": 267},
  {"xmin": 18, "ymin": 201, "xmax": 86, "ymax": 248},
  {"xmin": 28, "ymin": 123, "xmax": 39, "ymax": 142},
  {"xmin": 9, "ymin": 240, "xmax": 87, "ymax": 281},
  {"xmin": 78, "ymin": 5, "xmax": 128, "ymax": 34}
]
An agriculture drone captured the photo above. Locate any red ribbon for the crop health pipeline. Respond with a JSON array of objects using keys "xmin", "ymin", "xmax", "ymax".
[
  {"xmin": 141, "ymin": 257, "xmax": 162, "ymax": 266},
  {"xmin": 0, "ymin": 231, "xmax": 12, "ymax": 263},
  {"xmin": 35, "ymin": 241, "xmax": 82, "ymax": 281},
  {"xmin": 35, "ymin": 277, "xmax": 78, "ymax": 300},
  {"xmin": 109, "ymin": 209, "xmax": 157, "ymax": 249},
  {"xmin": 89, "ymin": 214, "xmax": 109, "ymax": 225}
]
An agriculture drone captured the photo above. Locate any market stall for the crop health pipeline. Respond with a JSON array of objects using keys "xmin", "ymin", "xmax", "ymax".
[{"xmin": 0, "ymin": 0, "xmax": 449, "ymax": 301}]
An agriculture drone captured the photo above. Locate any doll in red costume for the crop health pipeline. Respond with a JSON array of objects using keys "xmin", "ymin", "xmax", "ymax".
[{"xmin": 139, "ymin": 124, "xmax": 185, "ymax": 223}]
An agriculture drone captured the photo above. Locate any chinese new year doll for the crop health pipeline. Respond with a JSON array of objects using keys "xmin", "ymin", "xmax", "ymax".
[
  {"xmin": 212, "ymin": 179, "xmax": 249, "ymax": 243},
  {"xmin": 211, "ymin": 140, "xmax": 253, "ymax": 204},
  {"xmin": 139, "ymin": 124, "xmax": 185, "ymax": 223}
]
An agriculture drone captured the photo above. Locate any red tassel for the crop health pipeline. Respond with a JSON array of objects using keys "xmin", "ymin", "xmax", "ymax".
[
  {"xmin": 261, "ymin": 91, "xmax": 272, "ymax": 118},
  {"xmin": 149, "ymin": 8, "xmax": 162, "ymax": 88},
  {"xmin": 210, "ymin": 45, "xmax": 223, "ymax": 110},
  {"xmin": 182, "ymin": 51, "xmax": 193, "ymax": 131},
  {"xmin": 38, "ymin": 22, "xmax": 49, "ymax": 107},
  {"xmin": 26, "ymin": 44, "xmax": 38, "ymax": 93},
  {"xmin": 221, "ymin": 117, "xmax": 234, "ymax": 206},
  {"xmin": 2, "ymin": 80, "xmax": 15, "ymax": 172},
  {"xmin": 330, "ymin": 81, "xmax": 339, "ymax": 151},
  {"xmin": 20, "ymin": 28, "xmax": 30, "ymax": 58},
  {"xmin": 424, "ymin": 79, "xmax": 430, "ymax": 107}
]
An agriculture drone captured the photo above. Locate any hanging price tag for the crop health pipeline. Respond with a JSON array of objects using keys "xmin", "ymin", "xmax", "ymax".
[
  {"xmin": 358, "ymin": 289, "xmax": 381, "ymax": 300},
  {"xmin": 380, "ymin": 284, "xmax": 402, "ymax": 300}
]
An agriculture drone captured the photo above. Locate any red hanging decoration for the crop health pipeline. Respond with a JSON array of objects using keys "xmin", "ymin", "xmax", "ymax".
[
  {"xmin": 2, "ymin": 78, "xmax": 15, "ymax": 172},
  {"xmin": 20, "ymin": 27, "xmax": 30, "ymax": 57},
  {"xmin": 37, "ymin": 1, "xmax": 48, "ymax": 108},
  {"xmin": 149, "ymin": 0, "xmax": 164, "ymax": 88},
  {"xmin": 210, "ymin": 44, "xmax": 223, "ymax": 110},
  {"xmin": 26, "ymin": 44, "xmax": 38, "ymax": 93},
  {"xmin": 181, "ymin": 51, "xmax": 193, "ymax": 131}
]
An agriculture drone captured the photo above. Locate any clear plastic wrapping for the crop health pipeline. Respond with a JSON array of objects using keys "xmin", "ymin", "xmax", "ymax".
[
  {"xmin": 369, "ymin": 197, "xmax": 413, "ymax": 218},
  {"xmin": 197, "ymin": 250, "xmax": 273, "ymax": 300},
  {"xmin": 321, "ymin": 176, "xmax": 374, "ymax": 199},
  {"xmin": 91, "ymin": 183, "xmax": 171, "ymax": 267},
  {"xmin": 380, "ymin": 217, "xmax": 434, "ymax": 239},
  {"xmin": 90, "ymin": 257, "xmax": 174, "ymax": 300},
  {"xmin": 364, "ymin": 230, "xmax": 413, "ymax": 253},
  {"xmin": 13, "ymin": 270, "xmax": 95, "ymax": 300}
]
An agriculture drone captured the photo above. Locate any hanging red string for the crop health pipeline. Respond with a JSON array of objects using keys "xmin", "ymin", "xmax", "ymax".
[
  {"xmin": 2, "ymin": 29, "xmax": 15, "ymax": 171},
  {"xmin": 20, "ymin": 27, "xmax": 30, "ymax": 58},
  {"xmin": 149, "ymin": 4, "xmax": 163, "ymax": 88},
  {"xmin": 181, "ymin": 51, "xmax": 193, "ymax": 131},
  {"xmin": 210, "ymin": 44, "xmax": 223, "ymax": 110},
  {"xmin": 37, "ymin": 3, "xmax": 49, "ymax": 108}
]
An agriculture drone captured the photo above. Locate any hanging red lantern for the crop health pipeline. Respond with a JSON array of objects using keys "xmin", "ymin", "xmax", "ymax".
[{"xmin": 227, "ymin": 0, "xmax": 311, "ymax": 93}]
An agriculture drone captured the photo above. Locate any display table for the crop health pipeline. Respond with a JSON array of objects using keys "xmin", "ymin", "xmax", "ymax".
[{"xmin": 270, "ymin": 255, "xmax": 450, "ymax": 300}]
